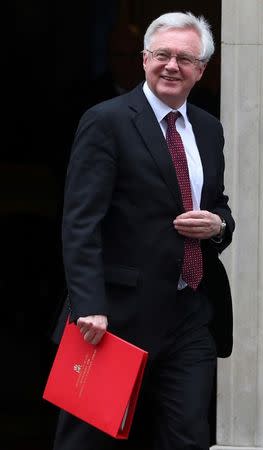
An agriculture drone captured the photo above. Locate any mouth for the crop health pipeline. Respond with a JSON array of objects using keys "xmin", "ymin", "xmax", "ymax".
[{"xmin": 161, "ymin": 75, "xmax": 181, "ymax": 82}]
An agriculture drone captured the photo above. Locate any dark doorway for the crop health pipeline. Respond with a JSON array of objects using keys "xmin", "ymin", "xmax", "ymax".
[{"xmin": 8, "ymin": 1, "xmax": 221, "ymax": 448}]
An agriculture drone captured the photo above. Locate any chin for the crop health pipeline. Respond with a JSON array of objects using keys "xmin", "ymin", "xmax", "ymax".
[{"xmin": 159, "ymin": 90, "xmax": 184, "ymax": 107}]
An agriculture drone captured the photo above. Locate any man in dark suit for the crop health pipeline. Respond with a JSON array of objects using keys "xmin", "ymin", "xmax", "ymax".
[{"xmin": 53, "ymin": 11, "xmax": 235, "ymax": 450}]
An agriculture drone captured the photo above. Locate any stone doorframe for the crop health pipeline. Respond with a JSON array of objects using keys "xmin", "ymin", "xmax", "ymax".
[{"xmin": 212, "ymin": 1, "xmax": 263, "ymax": 449}]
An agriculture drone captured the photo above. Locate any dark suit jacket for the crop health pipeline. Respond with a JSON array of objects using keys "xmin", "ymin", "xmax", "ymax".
[{"xmin": 58, "ymin": 83, "xmax": 235, "ymax": 358}]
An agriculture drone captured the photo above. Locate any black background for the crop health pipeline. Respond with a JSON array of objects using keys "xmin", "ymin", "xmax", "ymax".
[{"xmin": 5, "ymin": 1, "xmax": 221, "ymax": 449}]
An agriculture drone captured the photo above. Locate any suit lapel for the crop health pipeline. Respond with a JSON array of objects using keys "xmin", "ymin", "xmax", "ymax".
[{"xmin": 127, "ymin": 86, "xmax": 184, "ymax": 211}]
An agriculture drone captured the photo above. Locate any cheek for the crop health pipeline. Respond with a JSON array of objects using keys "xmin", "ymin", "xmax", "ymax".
[
  {"xmin": 186, "ymin": 71, "xmax": 201, "ymax": 86},
  {"xmin": 144, "ymin": 65, "xmax": 155, "ymax": 81}
]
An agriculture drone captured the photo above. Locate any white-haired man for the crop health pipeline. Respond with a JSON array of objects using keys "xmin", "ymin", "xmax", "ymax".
[{"xmin": 53, "ymin": 11, "xmax": 235, "ymax": 450}]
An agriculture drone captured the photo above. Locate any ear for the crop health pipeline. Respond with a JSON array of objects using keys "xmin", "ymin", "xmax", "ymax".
[
  {"xmin": 142, "ymin": 50, "xmax": 148, "ymax": 71},
  {"xmin": 196, "ymin": 62, "xmax": 207, "ymax": 81}
]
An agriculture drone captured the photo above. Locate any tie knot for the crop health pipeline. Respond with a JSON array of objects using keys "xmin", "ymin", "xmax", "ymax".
[{"xmin": 165, "ymin": 111, "xmax": 180, "ymax": 127}]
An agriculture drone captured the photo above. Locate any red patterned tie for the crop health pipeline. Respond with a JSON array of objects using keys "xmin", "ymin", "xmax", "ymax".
[{"xmin": 165, "ymin": 111, "xmax": 203, "ymax": 290}]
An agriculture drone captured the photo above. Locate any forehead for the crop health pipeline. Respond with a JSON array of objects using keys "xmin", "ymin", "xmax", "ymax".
[{"xmin": 149, "ymin": 27, "xmax": 202, "ymax": 54}]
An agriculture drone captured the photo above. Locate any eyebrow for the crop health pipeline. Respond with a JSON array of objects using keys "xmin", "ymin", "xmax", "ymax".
[{"xmin": 152, "ymin": 47, "xmax": 197, "ymax": 56}]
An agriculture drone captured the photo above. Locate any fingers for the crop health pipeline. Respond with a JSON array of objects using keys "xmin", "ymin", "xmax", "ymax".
[
  {"xmin": 175, "ymin": 210, "xmax": 204, "ymax": 220},
  {"xmin": 89, "ymin": 329, "xmax": 107, "ymax": 345},
  {"xmin": 82, "ymin": 326, "xmax": 106, "ymax": 345},
  {"xmin": 173, "ymin": 211, "xmax": 221, "ymax": 239},
  {"xmin": 77, "ymin": 315, "xmax": 108, "ymax": 345}
]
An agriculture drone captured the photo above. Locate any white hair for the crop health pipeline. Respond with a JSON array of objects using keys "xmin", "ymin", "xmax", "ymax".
[{"xmin": 144, "ymin": 11, "xmax": 215, "ymax": 62}]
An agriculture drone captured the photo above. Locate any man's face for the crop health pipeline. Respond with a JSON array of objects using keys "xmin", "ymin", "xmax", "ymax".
[{"xmin": 143, "ymin": 27, "xmax": 206, "ymax": 109}]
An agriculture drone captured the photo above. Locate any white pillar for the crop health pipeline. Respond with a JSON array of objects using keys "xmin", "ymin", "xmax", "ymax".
[{"xmin": 212, "ymin": 1, "xmax": 263, "ymax": 449}]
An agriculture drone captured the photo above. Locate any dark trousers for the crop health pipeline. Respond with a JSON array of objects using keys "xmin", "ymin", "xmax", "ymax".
[{"xmin": 53, "ymin": 286, "xmax": 217, "ymax": 450}]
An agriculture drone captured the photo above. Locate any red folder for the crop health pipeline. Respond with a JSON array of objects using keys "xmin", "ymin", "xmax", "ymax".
[{"xmin": 43, "ymin": 320, "xmax": 148, "ymax": 439}]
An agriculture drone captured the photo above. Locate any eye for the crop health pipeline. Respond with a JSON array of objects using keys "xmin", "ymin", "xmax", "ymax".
[
  {"xmin": 178, "ymin": 56, "xmax": 193, "ymax": 65},
  {"xmin": 154, "ymin": 51, "xmax": 170, "ymax": 61}
]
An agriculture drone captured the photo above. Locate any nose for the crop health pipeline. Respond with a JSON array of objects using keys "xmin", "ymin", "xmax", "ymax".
[{"xmin": 165, "ymin": 56, "xmax": 180, "ymax": 69}]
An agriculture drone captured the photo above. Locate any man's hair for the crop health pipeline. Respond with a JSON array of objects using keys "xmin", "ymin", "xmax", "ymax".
[{"xmin": 144, "ymin": 11, "xmax": 215, "ymax": 62}]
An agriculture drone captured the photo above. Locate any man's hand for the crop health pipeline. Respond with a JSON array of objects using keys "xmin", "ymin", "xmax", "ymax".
[
  {"xmin": 173, "ymin": 210, "xmax": 222, "ymax": 240},
  {"xmin": 77, "ymin": 315, "xmax": 108, "ymax": 345}
]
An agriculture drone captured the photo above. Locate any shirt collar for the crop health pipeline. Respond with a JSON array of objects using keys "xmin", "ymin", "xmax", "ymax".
[{"xmin": 143, "ymin": 81, "xmax": 188, "ymax": 128}]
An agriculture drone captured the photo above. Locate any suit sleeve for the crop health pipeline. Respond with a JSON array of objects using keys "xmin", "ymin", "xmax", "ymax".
[
  {"xmin": 62, "ymin": 109, "xmax": 117, "ymax": 322},
  {"xmin": 210, "ymin": 123, "xmax": 235, "ymax": 253}
]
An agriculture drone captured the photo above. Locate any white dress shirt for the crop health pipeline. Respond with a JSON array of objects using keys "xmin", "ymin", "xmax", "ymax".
[{"xmin": 143, "ymin": 82, "xmax": 204, "ymax": 288}]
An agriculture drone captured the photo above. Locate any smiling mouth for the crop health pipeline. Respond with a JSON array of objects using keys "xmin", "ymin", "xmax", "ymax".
[{"xmin": 162, "ymin": 75, "xmax": 181, "ymax": 82}]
